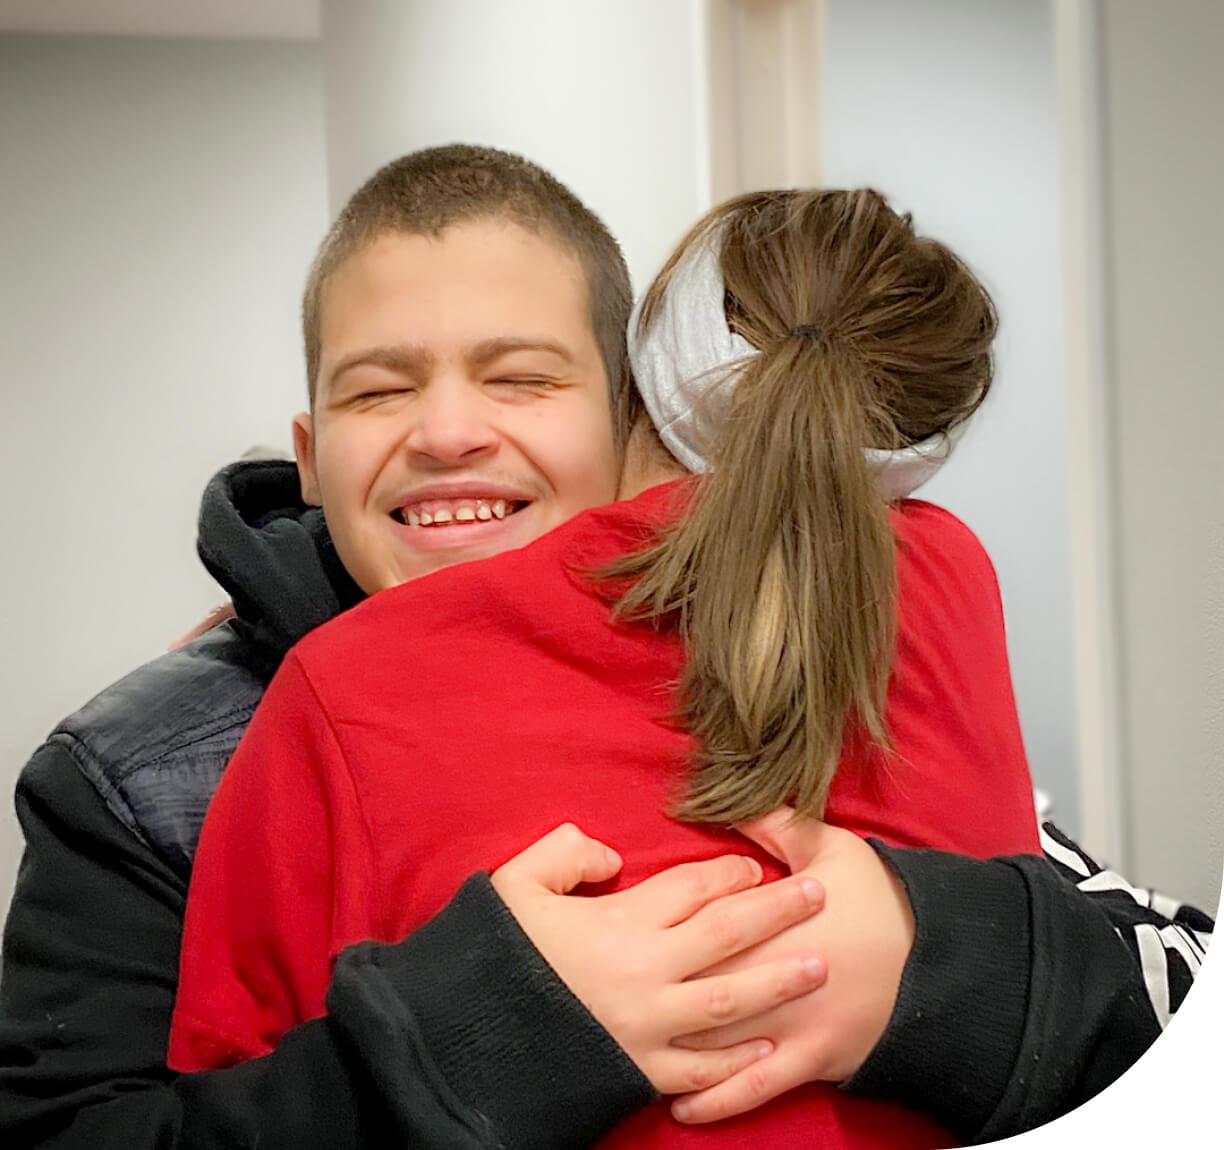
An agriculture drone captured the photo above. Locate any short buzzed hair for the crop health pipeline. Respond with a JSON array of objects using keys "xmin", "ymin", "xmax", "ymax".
[{"xmin": 302, "ymin": 144, "xmax": 639, "ymax": 442}]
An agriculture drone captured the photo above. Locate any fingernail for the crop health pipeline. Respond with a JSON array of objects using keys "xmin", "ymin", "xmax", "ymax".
[
  {"xmin": 673, "ymin": 1100, "xmax": 693, "ymax": 1122},
  {"xmin": 604, "ymin": 847, "xmax": 622, "ymax": 869},
  {"xmin": 800, "ymin": 955, "xmax": 824, "ymax": 979},
  {"xmin": 753, "ymin": 1040, "xmax": 773, "ymax": 1059},
  {"xmin": 743, "ymin": 856, "xmax": 763, "ymax": 882},
  {"xmin": 801, "ymin": 878, "xmax": 823, "ymax": 905}
]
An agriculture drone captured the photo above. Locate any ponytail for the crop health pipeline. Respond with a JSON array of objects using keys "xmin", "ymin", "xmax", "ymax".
[
  {"xmin": 609, "ymin": 187, "xmax": 995, "ymax": 825},
  {"xmin": 609, "ymin": 334, "xmax": 896, "ymax": 823}
]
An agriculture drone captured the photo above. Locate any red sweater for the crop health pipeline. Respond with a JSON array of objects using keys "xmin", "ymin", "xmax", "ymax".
[{"xmin": 170, "ymin": 481, "xmax": 1039, "ymax": 1149}]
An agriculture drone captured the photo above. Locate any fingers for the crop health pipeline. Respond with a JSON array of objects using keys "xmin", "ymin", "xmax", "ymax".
[
  {"xmin": 671, "ymin": 1047, "xmax": 804, "ymax": 1124},
  {"xmin": 664, "ymin": 953, "xmax": 825, "ymax": 1038},
  {"xmin": 735, "ymin": 805, "xmax": 825, "ymax": 873},
  {"xmin": 649, "ymin": 1038, "xmax": 775, "ymax": 1097},
  {"xmin": 673, "ymin": 874, "xmax": 824, "ymax": 972},
  {"xmin": 169, "ymin": 602, "xmax": 236, "ymax": 650},
  {"xmin": 493, "ymin": 823, "xmax": 622, "ymax": 894},
  {"xmin": 619, "ymin": 854, "xmax": 765, "ymax": 928}
]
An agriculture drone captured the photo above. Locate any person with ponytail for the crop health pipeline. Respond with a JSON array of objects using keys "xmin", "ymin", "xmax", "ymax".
[
  {"xmin": 168, "ymin": 188, "xmax": 1042, "ymax": 1148},
  {"xmin": 613, "ymin": 187, "xmax": 999, "ymax": 828}
]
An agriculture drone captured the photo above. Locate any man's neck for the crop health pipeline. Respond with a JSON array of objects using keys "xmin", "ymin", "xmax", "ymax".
[{"xmin": 616, "ymin": 419, "xmax": 687, "ymax": 501}]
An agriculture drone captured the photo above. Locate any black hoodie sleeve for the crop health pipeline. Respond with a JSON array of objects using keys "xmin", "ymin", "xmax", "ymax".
[
  {"xmin": 0, "ymin": 744, "xmax": 651, "ymax": 1150},
  {"xmin": 843, "ymin": 831, "xmax": 1213, "ymax": 1144}
]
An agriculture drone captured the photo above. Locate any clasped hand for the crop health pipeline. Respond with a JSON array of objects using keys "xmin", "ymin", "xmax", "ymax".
[{"xmin": 490, "ymin": 810, "xmax": 915, "ymax": 1124}]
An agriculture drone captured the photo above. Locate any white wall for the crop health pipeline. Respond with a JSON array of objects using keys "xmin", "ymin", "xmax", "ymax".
[
  {"xmin": 822, "ymin": 0, "xmax": 1078, "ymax": 830},
  {"xmin": 321, "ymin": 0, "xmax": 709, "ymax": 295},
  {"xmin": 1097, "ymin": 0, "xmax": 1224, "ymax": 912},
  {"xmin": 0, "ymin": 34, "xmax": 328, "ymax": 915}
]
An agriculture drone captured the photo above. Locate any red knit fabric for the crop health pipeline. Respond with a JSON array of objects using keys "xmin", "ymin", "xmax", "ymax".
[{"xmin": 171, "ymin": 481, "xmax": 1039, "ymax": 1149}]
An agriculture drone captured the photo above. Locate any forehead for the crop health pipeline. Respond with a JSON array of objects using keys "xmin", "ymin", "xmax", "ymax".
[{"xmin": 318, "ymin": 222, "xmax": 594, "ymax": 360}]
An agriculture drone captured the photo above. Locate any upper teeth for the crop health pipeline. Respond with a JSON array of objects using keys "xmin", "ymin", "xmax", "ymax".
[{"xmin": 403, "ymin": 498, "xmax": 510, "ymax": 527}]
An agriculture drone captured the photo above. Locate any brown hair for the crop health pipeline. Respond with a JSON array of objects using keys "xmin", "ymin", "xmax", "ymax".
[
  {"xmin": 302, "ymin": 144, "xmax": 637, "ymax": 442},
  {"xmin": 611, "ymin": 188, "xmax": 996, "ymax": 824}
]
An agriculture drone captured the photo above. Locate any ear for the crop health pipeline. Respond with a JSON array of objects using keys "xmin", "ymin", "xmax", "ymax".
[{"xmin": 292, "ymin": 412, "xmax": 322, "ymax": 506}]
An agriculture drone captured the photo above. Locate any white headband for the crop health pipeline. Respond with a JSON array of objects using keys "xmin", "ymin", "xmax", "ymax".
[{"xmin": 627, "ymin": 231, "xmax": 965, "ymax": 501}]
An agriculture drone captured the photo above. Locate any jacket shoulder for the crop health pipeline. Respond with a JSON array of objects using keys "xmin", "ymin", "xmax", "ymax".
[{"xmin": 45, "ymin": 623, "xmax": 266, "ymax": 874}]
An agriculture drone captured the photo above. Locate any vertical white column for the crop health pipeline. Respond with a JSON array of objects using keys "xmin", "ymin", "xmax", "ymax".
[
  {"xmin": 1094, "ymin": 0, "xmax": 1224, "ymax": 912},
  {"xmin": 1053, "ymin": 0, "xmax": 1126, "ymax": 867},
  {"xmin": 320, "ymin": 0, "xmax": 712, "ymax": 290}
]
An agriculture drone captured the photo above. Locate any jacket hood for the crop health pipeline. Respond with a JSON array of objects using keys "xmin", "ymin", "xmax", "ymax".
[{"xmin": 197, "ymin": 460, "xmax": 363, "ymax": 671}]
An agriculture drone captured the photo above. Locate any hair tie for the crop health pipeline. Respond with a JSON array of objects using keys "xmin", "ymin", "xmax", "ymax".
[{"xmin": 628, "ymin": 222, "xmax": 967, "ymax": 498}]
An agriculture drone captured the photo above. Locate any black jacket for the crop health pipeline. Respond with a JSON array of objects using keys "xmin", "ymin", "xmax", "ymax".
[{"xmin": 0, "ymin": 460, "xmax": 1211, "ymax": 1148}]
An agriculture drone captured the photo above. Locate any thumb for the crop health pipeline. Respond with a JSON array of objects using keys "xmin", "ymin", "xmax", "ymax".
[
  {"xmin": 495, "ymin": 823, "xmax": 623, "ymax": 894},
  {"xmin": 735, "ymin": 806, "xmax": 828, "ymax": 873}
]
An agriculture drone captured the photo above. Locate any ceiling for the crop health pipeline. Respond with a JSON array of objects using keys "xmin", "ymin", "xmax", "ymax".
[{"xmin": 0, "ymin": 0, "xmax": 320, "ymax": 40}]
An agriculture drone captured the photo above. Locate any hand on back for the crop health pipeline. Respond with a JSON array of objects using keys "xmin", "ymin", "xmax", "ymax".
[
  {"xmin": 490, "ymin": 822, "xmax": 828, "ymax": 1097},
  {"xmin": 671, "ymin": 809, "xmax": 916, "ymax": 1123}
]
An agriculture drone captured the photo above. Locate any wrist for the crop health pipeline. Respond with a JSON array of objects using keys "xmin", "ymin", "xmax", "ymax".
[
  {"xmin": 329, "ymin": 873, "xmax": 653, "ymax": 1150},
  {"xmin": 841, "ymin": 844, "xmax": 1032, "ymax": 1143}
]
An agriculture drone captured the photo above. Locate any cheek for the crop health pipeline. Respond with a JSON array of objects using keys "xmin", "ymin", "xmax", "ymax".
[
  {"xmin": 313, "ymin": 428, "xmax": 381, "ymax": 518},
  {"xmin": 549, "ymin": 418, "xmax": 619, "ymax": 506}
]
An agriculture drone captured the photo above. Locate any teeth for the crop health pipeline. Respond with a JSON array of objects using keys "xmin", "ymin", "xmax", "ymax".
[{"xmin": 400, "ymin": 498, "xmax": 518, "ymax": 526}]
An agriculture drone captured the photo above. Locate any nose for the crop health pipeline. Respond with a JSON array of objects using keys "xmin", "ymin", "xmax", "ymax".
[{"xmin": 401, "ymin": 378, "xmax": 498, "ymax": 466}]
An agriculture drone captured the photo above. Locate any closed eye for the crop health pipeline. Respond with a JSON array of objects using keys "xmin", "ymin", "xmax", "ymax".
[
  {"xmin": 488, "ymin": 377, "xmax": 563, "ymax": 390},
  {"xmin": 352, "ymin": 386, "xmax": 415, "ymax": 403}
]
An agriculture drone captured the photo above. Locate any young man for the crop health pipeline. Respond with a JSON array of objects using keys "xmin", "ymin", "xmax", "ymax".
[{"xmin": 0, "ymin": 145, "xmax": 1211, "ymax": 1150}]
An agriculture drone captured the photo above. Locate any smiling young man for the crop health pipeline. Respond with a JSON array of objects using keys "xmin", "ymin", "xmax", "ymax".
[
  {"xmin": 296, "ymin": 220, "xmax": 620, "ymax": 595},
  {"xmin": 0, "ymin": 145, "xmax": 1210, "ymax": 1150}
]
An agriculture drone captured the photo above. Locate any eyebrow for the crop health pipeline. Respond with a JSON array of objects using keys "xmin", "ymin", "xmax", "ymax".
[
  {"xmin": 327, "ymin": 345, "xmax": 434, "ymax": 390},
  {"xmin": 467, "ymin": 336, "xmax": 576, "ymax": 369}
]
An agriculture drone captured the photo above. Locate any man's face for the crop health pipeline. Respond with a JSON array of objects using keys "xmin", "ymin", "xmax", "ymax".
[{"xmin": 295, "ymin": 221, "xmax": 620, "ymax": 595}]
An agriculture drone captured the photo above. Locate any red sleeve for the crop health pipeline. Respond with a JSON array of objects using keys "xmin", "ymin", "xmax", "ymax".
[{"xmin": 167, "ymin": 650, "xmax": 378, "ymax": 1071}]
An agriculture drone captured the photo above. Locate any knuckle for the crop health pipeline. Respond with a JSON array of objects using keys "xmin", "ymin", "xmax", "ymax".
[
  {"xmin": 705, "ymin": 979, "xmax": 738, "ymax": 1022},
  {"xmin": 681, "ymin": 863, "xmax": 712, "ymax": 904},
  {"xmin": 609, "ymin": 947, "xmax": 649, "ymax": 986},
  {"xmin": 621, "ymin": 956, "xmax": 651, "ymax": 984},
  {"xmin": 707, "ymin": 907, "xmax": 743, "ymax": 949},
  {"xmin": 744, "ymin": 1062, "xmax": 771, "ymax": 1100},
  {"xmin": 684, "ymin": 1059, "xmax": 719, "ymax": 1092},
  {"xmin": 724, "ymin": 854, "xmax": 757, "ymax": 889},
  {"xmin": 771, "ymin": 966, "xmax": 796, "ymax": 1003}
]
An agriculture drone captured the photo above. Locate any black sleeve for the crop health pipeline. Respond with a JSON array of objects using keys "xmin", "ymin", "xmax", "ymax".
[
  {"xmin": 0, "ymin": 745, "xmax": 651, "ymax": 1150},
  {"xmin": 843, "ymin": 828, "xmax": 1213, "ymax": 1144}
]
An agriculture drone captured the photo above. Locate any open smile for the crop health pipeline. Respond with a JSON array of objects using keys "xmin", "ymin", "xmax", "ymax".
[
  {"xmin": 390, "ymin": 496, "xmax": 530, "ymax": 528},
  {"xmin": 386, "ymin": 487, "xmax": 536, "ymax": 553}
]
